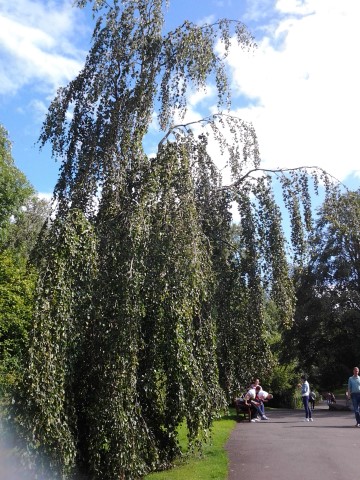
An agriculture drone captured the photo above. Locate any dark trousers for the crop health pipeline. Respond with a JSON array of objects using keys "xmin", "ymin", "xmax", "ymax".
[
  {"xmin": 302, "ymin": 395, "xmax": 312, "ymax": 419},
  {"xmin": 351, "ymin": 393, "xmax": 360, "ymax": 424}
]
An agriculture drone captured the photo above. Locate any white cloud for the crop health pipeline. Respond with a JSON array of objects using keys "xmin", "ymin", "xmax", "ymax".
[
  {"xmin": 0, "ymin": 0, "xmax": 87, "ymax": 95},
  {"xmin": 28, "ymin": 98, "xmax": 49, "ymax": 122},
  {"xmin": 226, "ymin": 0, "xmax": 360, "ymax": 182},
  {"xmin": 37, "ymin": 191, "xmax": 53, "ymax": 202}
]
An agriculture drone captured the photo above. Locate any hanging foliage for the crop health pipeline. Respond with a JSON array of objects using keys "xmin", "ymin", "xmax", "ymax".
[{"xmin": 12, "ymin": 209, "xmax": 97, "ymax": 478}]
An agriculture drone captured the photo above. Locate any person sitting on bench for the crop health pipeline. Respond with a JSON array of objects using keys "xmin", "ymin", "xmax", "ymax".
[{"xmin": 255, "ymin": 385, "xmax": 273, "ymax": 420}]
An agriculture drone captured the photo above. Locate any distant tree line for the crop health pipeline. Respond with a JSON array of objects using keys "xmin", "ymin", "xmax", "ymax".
[{"xmin": 283, "ymin": 189, "xmax": 360, "ymax": 389}]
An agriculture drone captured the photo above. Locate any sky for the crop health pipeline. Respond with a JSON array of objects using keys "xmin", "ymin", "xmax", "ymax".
[{"xmin": 0, "ymin": 0, "xmax": 359, "ymax": 199}]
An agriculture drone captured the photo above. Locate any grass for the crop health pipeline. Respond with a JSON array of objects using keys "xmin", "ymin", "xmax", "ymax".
[{"xmin": 145, "ymin": 410, "xmax": 237, "ymax": 480}]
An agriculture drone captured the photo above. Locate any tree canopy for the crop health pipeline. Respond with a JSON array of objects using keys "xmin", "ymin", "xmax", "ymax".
[
  {"xmin": 283, "ymin": 190, "xmax": 360, "ymax": 388},
  {"xmin": 0, "ymin": 125, "xmax": 34, "ymax": 244},
  {"xmin": 0, "ymin": 124, "xmax": 46, "ymax": 395}
]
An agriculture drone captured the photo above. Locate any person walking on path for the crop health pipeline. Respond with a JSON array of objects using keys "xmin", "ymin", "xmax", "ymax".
[
  {"xmin": 347, "ymin": 366, "xmax": 360, "ymax": 427},
  {"xmin": 299, "ymin": 374, "xmax": 313, "ymax": 421},
  {"xmin": 309, "ymin": 390, "xmax": 316, "ymax": 410}
]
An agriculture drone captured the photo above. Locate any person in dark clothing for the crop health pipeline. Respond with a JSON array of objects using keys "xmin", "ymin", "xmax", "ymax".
[{"xmin": 309, "ymin": 390, "xmax": 316, "ymax": 410}]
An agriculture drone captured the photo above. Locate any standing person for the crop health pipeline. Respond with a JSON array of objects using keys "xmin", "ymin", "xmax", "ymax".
[
  {"xmin": 299, "ymin": 375, "xmax": 313, "ymax": 421},
  {"xmin": 347, "ymin": 366, "xmax": 360, "ymax": 427},
  {"xmin": 309, "ymin": 390, "xmax": 316, "ymax": 410}
]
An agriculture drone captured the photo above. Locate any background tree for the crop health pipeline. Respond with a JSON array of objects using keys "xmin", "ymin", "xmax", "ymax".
[
  {"xmin": 282, "ymin": 190, "xmax": 360, "ymax": 389},
  {"xmin": 0, "ymin": 250, "xmax": 36, "ymax": 394},
  {"xmin": 0, "ymin": 124, "xmax": 47, "ymax": 395},
  {"xmin": 0, "ymin": 124, "xmax": 34, "ymax": 244},
  {"xmin": 5, "ymin": 195, "xmax": 51, "ymax": 258}
]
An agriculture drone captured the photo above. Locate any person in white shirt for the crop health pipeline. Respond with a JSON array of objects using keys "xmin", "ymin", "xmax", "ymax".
[
  {"xmin": 299, "ymin": 375, "xmax": 313, "ymax": 421},
  {"xmin": 255, "ymin": 386, "xmax": 273, "ymax": 420},
  {"xmin": 347, "ymin": 366, "xmax": 360, "ymax": 427}
]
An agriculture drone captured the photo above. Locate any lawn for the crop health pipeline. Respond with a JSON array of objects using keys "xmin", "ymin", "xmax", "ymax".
[{"xmin": 145, "ymin": 410, "xmax": 237, "ymax": 480}]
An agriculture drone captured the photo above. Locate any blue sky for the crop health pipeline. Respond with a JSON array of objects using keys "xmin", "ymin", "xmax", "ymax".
[{"xmin": 1, "ymin": 0, "xmax": 359, "ymax": 199}]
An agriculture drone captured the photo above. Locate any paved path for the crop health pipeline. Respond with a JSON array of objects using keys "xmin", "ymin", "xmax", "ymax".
[{"xmin": 226, "ymin": 403, "xmax": 359, "ymax": 480}]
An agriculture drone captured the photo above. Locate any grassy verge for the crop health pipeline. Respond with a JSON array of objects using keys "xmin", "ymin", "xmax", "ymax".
[{"xmin": 145, "ymin": 411, "xmax": 237, "ymax": 480}]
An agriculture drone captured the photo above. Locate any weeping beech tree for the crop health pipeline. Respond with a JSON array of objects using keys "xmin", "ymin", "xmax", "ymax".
[{"xmin": 13, "ymin": 1, "xmax": 337, "ymax": 478}]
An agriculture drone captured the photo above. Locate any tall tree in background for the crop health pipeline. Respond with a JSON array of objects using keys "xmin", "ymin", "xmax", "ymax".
[
  {"xmin": 283, "ymin": 190, "xmax": 360, "ymax": 388},
  {"xmin": 0, "ymin": 125, "xmax": 34, "ymax": 244},
  {"xmin": 5, "ymin": 195, "xmax": 51, "ymax": 259},
  {"xmin": 12, "ymin": 1, "xmax": 337, "ymax": 478},
  {"xmin": 0, "ymin": 124, "xmax": 47, "ymax": 395}
]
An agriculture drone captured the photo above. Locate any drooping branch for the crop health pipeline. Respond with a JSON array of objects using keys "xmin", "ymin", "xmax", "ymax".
[{"xmin": 220, "ymin": 166, "xmax": 343, "ymax": 191}]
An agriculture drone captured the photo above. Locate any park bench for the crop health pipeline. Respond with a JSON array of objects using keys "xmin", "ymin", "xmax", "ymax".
[{"xmin": 234, "ymin": 398, "xmax": 251, "ymax": 422}]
